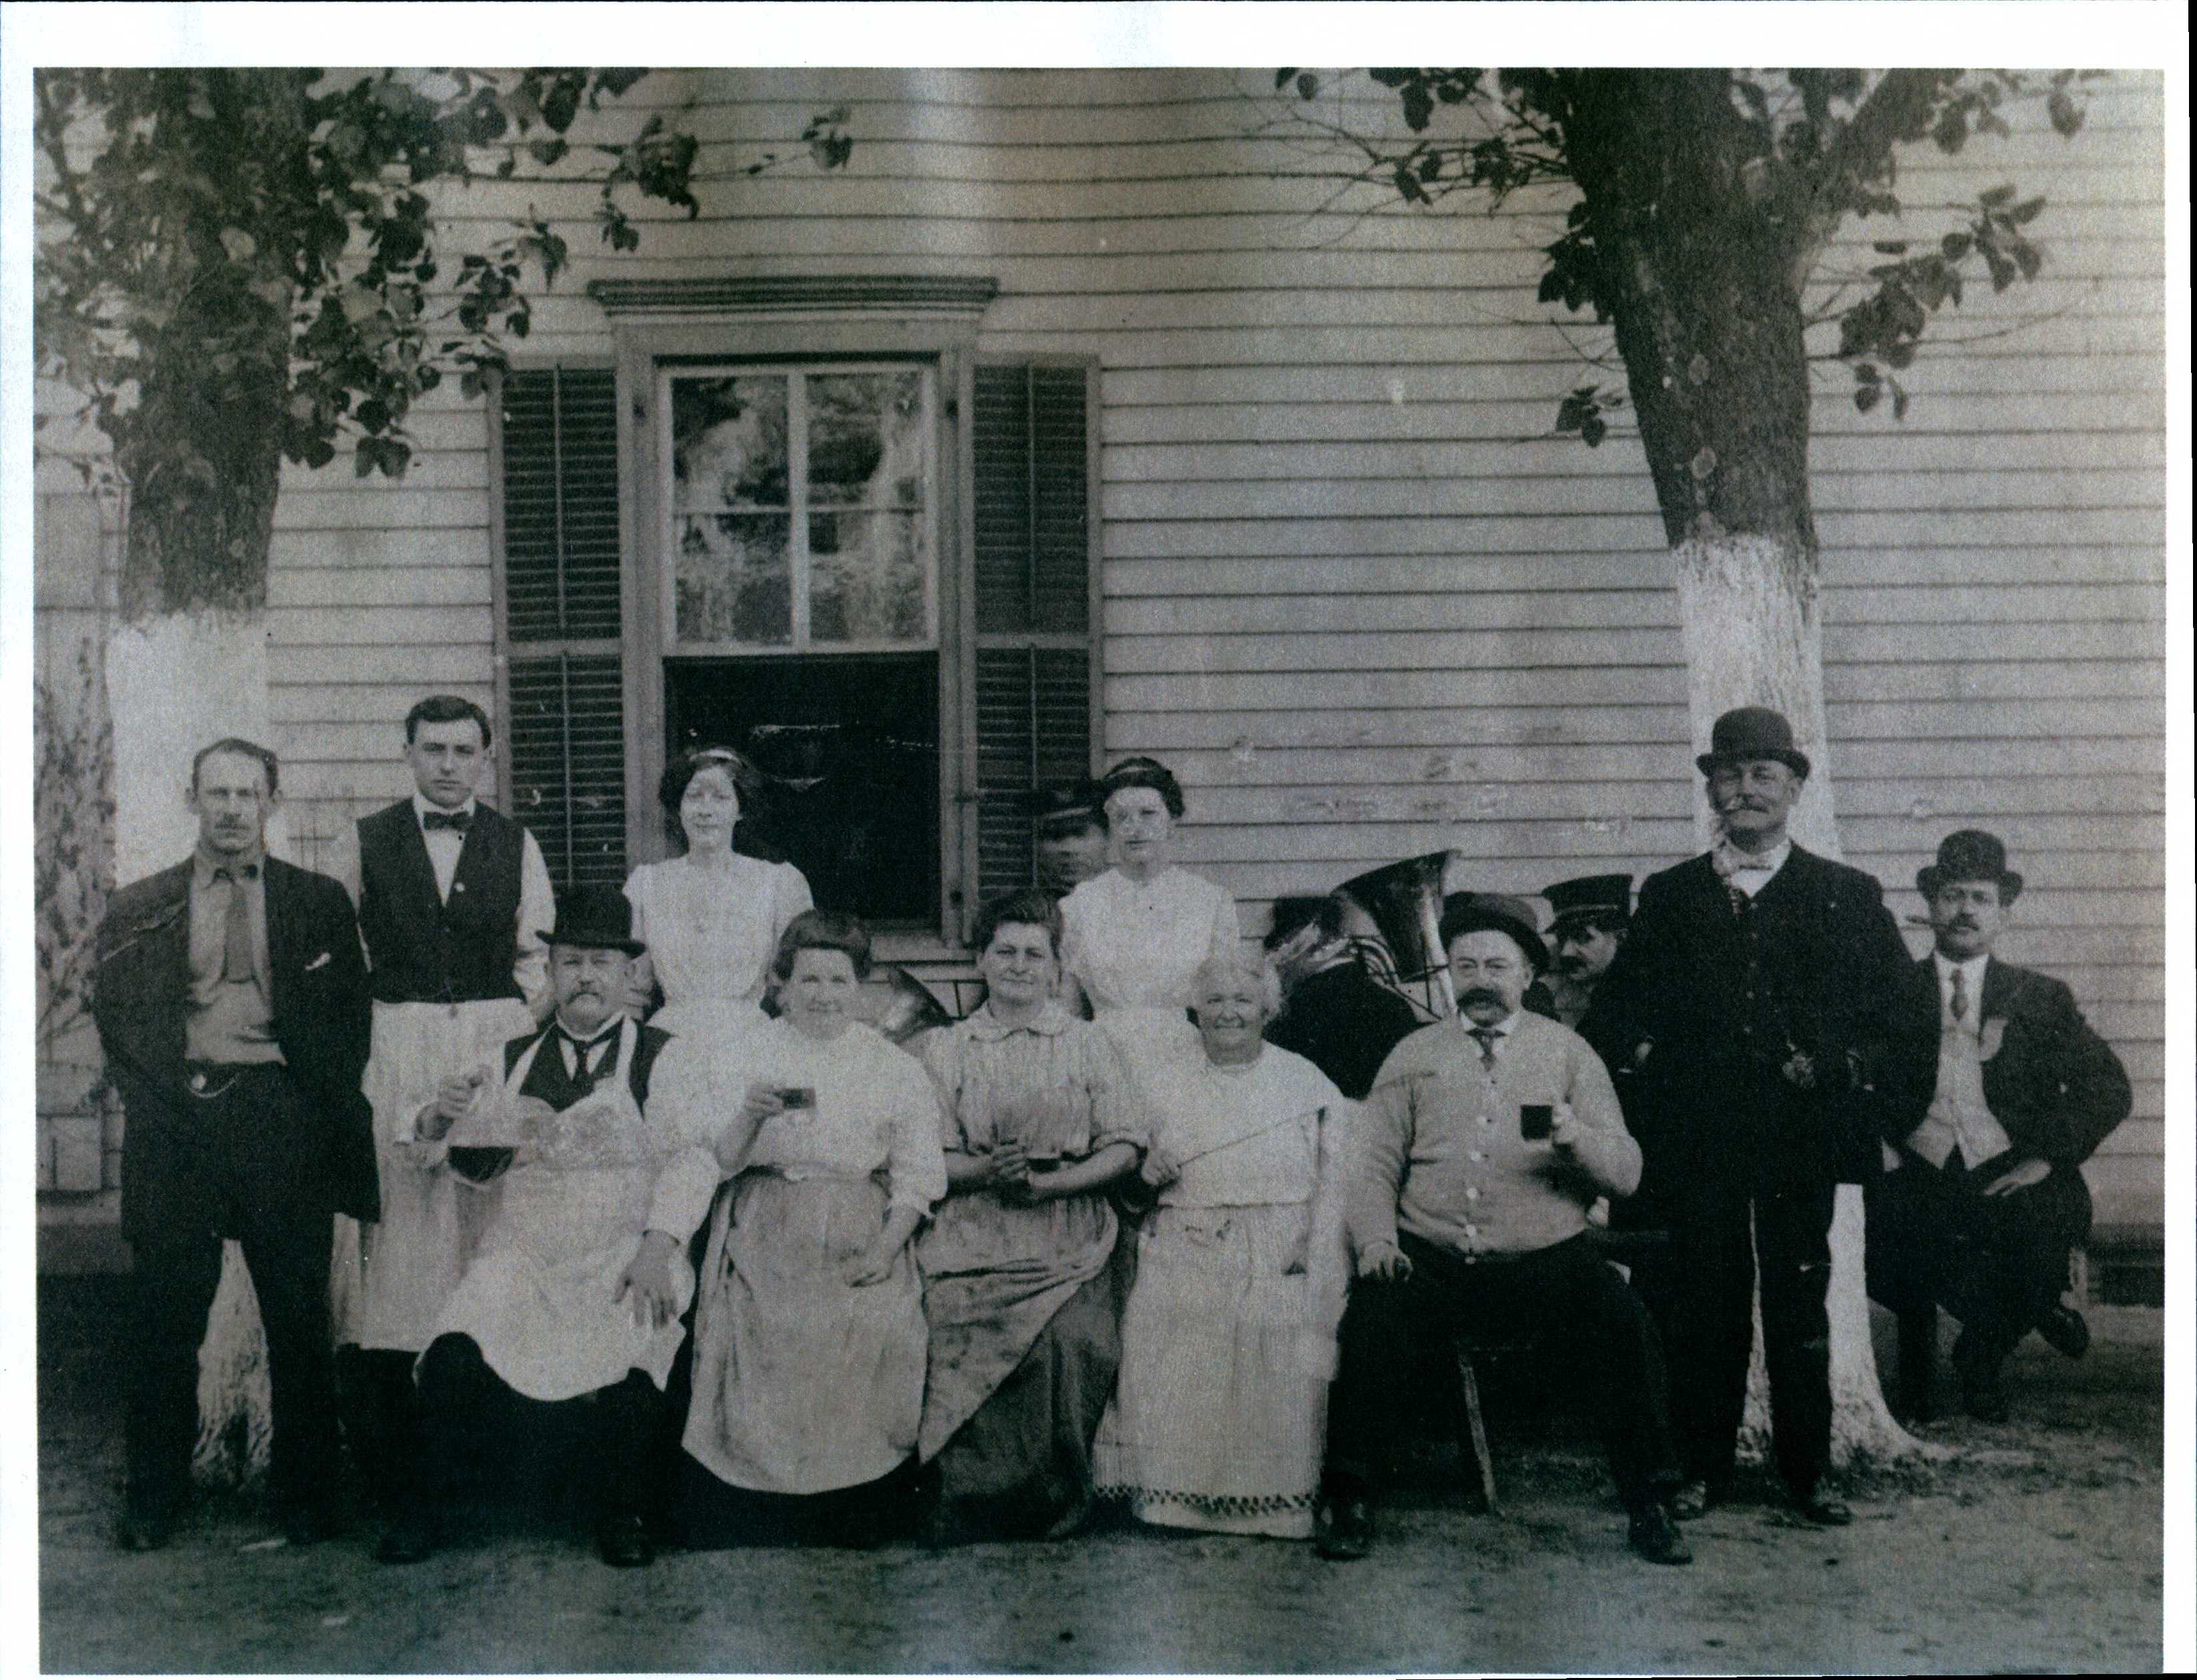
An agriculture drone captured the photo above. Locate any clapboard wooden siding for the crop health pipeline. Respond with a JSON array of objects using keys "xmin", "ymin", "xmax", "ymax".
[{"xmin": 235, "ymin": 68, "xmax": 2168, "ymax": 1229}]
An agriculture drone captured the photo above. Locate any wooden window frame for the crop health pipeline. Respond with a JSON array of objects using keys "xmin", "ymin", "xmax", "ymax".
[{"xmin": 592, "ymin": 275, "xmax": 1005, "ymax": 960}]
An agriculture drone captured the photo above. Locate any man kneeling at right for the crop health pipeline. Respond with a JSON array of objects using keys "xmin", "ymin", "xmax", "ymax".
[{"xmin": 1315, "ymin": 895, "xmax": 1690, "ymax": 1565}]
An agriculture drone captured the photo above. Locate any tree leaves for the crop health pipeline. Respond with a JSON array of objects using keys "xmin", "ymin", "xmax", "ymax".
[{"xmin": 35, "ymin": 65, "xmax": 857, "ymax": 525}]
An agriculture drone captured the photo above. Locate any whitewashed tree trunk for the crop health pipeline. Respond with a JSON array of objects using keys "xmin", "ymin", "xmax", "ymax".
[
  {"xmin": 1673, "ymin": 531, "xmax": 1933, "ymax": 1468},
  {"xmin": 105, "ymin": 609, "xmax": 279, "ymax": 1488}
]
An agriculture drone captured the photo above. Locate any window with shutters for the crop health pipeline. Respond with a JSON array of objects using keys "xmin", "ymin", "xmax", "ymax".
[
  {"xmin": 497, "ymin": 284, "xmax": 1097, "ymax": 953},
  {"xmin": 493, "ymin": 366, "xmax": 628, "ymax": 892}
]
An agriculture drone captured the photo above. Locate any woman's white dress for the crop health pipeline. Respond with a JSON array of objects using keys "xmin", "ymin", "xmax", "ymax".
[
  {"xmin": 680, "ymin": 1017, "xmax": 948, "ymax": 1495},
  {"xmin": 1092, "ymin": 1046, "xmax": 1354, "ymax": 1538},
  {"xmin": 1060, "ymin": 864, "xmax": 1240, "ymax": 1069},
  {"xmin": 622, "ymin": 853, "xmax": 811, "ymax": 1042}
]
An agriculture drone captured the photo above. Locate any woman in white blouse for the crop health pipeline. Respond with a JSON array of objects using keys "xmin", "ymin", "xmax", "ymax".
[
  {"xmin": 1060, "ymin": 756, "xmax": 1241, "ymax": 1063},
  {"xmin": 676, "ymin": 910, "xmax": 948, "ymax": 1547},
  {"xmin": 621, "ymin": 747, "xmax": 812, "ymax": 1043},
  {"xmin": 1093, "ymin": 955, "xmax": 1355, "ymax": 1538}
]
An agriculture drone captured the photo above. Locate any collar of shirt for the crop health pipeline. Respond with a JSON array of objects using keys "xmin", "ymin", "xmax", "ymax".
[
  {"xmin": 966, "ymin": 1001, "xmax": 1070, "ymax": 1042},
  {"xmin": 1712, "ymin": 834, "xmax": 1791, "ymax": 884},
  {"xmin": 192, "ymin": 842, "xmax": 267, "ymax": 884},
  {"xmin": 1932, "ymin": 952, "xmax": 1989, "ymax": 1011},
  {"xmin": 413, "ymin": 792, "xmax": 479, "ymax": 828}
]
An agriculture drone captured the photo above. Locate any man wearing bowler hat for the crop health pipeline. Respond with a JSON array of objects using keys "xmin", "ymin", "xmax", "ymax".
[
  {"xmin": 1317, "ymin": 895, "xmax": 1690, "ymax": 1565},
  {"xmin": 1541, "ymin": 873, "xmax": 1634, "ymax": 1030},
  {"xmin": 1583, "ymin": 707, "xmax": 1931, "ymax": 1528},
  {"xmin": 1865, "ymin": 830, "xmax": 2130, "ymax": 1424},
  {"xmin": 376, "ymin": 888, "xmax": 723, "ymax": 1568}
]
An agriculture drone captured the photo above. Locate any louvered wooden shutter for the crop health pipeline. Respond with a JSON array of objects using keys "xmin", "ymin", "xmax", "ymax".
[
  {"xmin": 971, "ymin": 362, "xmax": 1098, "ymax": 904},
  {"xmin": 497, "ymin": 367, "xmax": 627, "ymax": 892}
]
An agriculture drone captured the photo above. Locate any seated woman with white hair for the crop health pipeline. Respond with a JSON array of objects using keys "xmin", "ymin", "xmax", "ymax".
[{"xmin": 1093, "ymin": 955, "xmax": 1356, "ymax": 1539}]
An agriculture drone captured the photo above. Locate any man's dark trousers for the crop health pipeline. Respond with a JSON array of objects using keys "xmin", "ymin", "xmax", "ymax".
[
  {"xmin": 1662, "ymin": 1173, "xmax": 1835, "ymax": 1498},
  {"xmin": 1867, "ymin": 1151, "xmax": 2090, "ymax": 1375},
  {"xmin": 126, "ymin": 1065, "xmax": 342, "ymax": 1522},
  {"xmin": 1327, "ymin": 1232, "xmax": 1681, "ymax": 1510}
]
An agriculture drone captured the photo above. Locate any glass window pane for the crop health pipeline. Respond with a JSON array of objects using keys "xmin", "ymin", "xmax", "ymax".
[
  {"xmin": 809, "ymin": 511, "xmax": 926, "ymax": 644},
  {"xmin": 672, "ymin": 376, "xmax": 788, "ymax": 511},
  {"xmin": 675, "ymin": 513, "xmax": 791, "ymax": 645},
  {"xmin": 807, "ymin": 372, "xmax": 926, "ymax": 508}
]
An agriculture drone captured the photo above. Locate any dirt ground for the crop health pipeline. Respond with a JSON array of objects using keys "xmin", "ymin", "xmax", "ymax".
[{"xmin": 36, "ymin": 1280, "xmax": 2160, "ymax": 1675}]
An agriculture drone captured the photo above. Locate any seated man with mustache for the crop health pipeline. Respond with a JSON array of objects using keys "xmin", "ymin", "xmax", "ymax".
[
  {"xmin": 1865, "ymin": 830, "xmax": 2130, "ymax": 1424},
  {"xmin": 1315, "ymin": 896, "xmax": 1691, "ymax": 1566}
]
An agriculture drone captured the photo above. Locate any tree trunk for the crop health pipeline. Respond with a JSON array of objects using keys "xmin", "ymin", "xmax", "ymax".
[{"xmin": 1563, "ymin": 71, "xmax": 1922, "ymax": 1466}]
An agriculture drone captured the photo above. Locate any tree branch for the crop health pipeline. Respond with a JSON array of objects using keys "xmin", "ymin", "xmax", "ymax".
[{"xmin": 1785, "ymin": 69, "xmax": 1961, "ymax": 289}]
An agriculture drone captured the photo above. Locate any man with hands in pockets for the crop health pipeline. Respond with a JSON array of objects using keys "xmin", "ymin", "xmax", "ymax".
[{"xmin": 1314, "ymin": 895, "xmax": 1690, "ymax": 1566}]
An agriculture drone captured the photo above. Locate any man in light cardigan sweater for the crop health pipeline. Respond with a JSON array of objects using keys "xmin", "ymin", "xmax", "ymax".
[{"xmin": 1315, "ymin": 896, "xmax": 1689, "ymax": 1565}]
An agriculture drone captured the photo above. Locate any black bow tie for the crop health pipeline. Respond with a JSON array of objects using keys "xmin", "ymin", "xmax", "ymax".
[
  {"xmin": 210, "ymin": 862, "xmax": 260, "ymax": 884},
  {"xmin": 422, "ymin": 809, "xmax": 471, "ymax": 832}
]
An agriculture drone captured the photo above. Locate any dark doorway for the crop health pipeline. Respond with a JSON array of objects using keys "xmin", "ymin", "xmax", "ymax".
[{"xmin": 667, "ymin": 654, "xmax": 940, "ymax": 928}]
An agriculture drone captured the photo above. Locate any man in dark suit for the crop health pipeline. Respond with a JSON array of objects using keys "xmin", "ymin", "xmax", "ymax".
[
  {"xmin": 92, "ymin": 738, "xmax": 376, "ymax": 1551},
  {"xmin": 1583, "ymin": 707, "xmax": 1931, "ymax": 1528},
  {"xmin": 1865, "ymin": 830, "xmax": 2130, "ymax": 1423}
]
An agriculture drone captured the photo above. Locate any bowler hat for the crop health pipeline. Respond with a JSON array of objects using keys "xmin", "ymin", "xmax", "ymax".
[
  {"xmin": 1438, "ymin": 892, "xmax": 1548, "ymax": 974},
  {"xmin": 1695, "ymin": 706, "xmax": 1811, "ymax": 780},
  {"xmin": 1542, "ymin": 872, "xmax": 1633, "ymax": 929},
  {"xmin": 537, "ymin": 885, "xmax": 646, "ymax": 956},
  {"xmin": 1916, "ymin": 828, "xmax": 2023, "ymax": 906}
]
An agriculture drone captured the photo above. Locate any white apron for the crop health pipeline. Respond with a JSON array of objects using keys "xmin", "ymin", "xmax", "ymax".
[
  {"xmin": 428, "ymin": 1021, "xmax": 695, "ymax": 1402},
  {"xmin": 332, "ymin": 995, "xmax": 537, "ymax": 1350}
]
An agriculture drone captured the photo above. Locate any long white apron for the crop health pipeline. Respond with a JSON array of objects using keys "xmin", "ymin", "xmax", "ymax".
[
  {"xmin": 332, "ymin": 995, "xmax": 537, "ymax": 1350},
  {"xmin": 428, "ymin": 1022, "xmax": 695, "ymax": 1402}
]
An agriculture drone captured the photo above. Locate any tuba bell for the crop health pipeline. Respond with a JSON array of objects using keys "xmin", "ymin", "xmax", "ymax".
[
  {"xmin": 1335, "ymin": 851, "xmax": 1458, "ymax": 1023},
  {"xmin": 871, "ymin": 965, "xmax": 957, "ymax": 1045}
]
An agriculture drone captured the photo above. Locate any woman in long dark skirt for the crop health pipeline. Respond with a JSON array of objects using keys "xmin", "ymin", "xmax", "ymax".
[{"xmin": 916, "ymin": 890, "xmax": 1146, "ymax": 1541}]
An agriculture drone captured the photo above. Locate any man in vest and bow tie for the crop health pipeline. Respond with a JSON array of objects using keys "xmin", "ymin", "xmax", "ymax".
[
  {"xmin": 377, "ymin": 888, "xmax": 721, "ymax": 1568},
  {"xmin": 93, "ymin": 739, "xmax": 377, "ymax": 1551},
  {"xmin": 325, "ymin": 696, "xmax": 557, "ymax": 1518},
  {"xmin": 1582, "ymin": 707, "xmax": 1932, "ymax": 1529},
  {"xmin": 1865, "ymin": 830, "xmax": 2130, "ymax": 1424}
]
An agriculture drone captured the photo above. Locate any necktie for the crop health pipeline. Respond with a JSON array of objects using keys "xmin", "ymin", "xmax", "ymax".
[
  {"xmin": 561, "ymin": 1029, "xmax": 612, "ymax": 1088},
  {"xmin": 1468, "ymin": 1027, "xmax": 1500, "ymax": 1071},
  {"xmin": 422, "ymin": 809, "xmax": 471, "ymax": 832},
  {"xmin": 1950, "ymin": 966, "xmax": 1969, "ymax": 1023},
  {"xmin": 212, "ymin": 864, "xmax": 257, "ymax": 982}
]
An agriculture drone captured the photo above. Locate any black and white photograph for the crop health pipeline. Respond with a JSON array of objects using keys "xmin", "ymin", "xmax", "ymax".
[{"xmin": 4, "ymin": 3, "xmax": 2186, "ymax": 1672}]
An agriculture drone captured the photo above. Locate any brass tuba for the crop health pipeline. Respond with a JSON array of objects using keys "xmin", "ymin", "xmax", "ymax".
[
  {"xmin": 1335, "ymin": 851, "xmax": 1458, "ymax": 1023},
  {"xmin": 871, "ymin": 965, "xmax": 957, "ymax": 1045}
]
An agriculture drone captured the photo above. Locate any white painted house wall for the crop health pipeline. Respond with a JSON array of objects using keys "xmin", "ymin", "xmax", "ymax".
[{"xmin": 37, "ymin": 68, "xmax": 2166, "ymax": 1237}]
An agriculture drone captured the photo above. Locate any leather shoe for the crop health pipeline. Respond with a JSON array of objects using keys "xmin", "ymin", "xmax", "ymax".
[
  {"xmin": 113, "ymin": 1508, "xmax": 174, "ymax": 1552},
  {"xmin": 596, "ymin": 1513, "xmax": 656, "ymax": 1569},
  {"xmin": 1794, "ymin": 1487, "xmax": 1853, "ymax": 1527},
  {"xmin": 279, "ymin": 1504, "xmax": 346, "ymax": 1547},
  {"xmin": 1668, "ymin": 1479, "xmax": 1714, "ymax": 1522},
  {"xmin": 1314, "ymin": 1496, "xmax": 1373, "ymax": 1561},
  {"xmin": 2037, "ymin": 1304, "xmax": 2090, "ymax": 1360},
  {"xmin": 376, "ymin": 1504, "xmax": 439, "ymax": 1565},
  {"xmin": 1628, "ymin": 1504, "xmax": 1693, "ymax": 1565}
]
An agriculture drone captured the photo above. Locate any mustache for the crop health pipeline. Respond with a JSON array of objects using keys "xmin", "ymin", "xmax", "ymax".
[{"xmin": 1460, "ymin": 986, "xmax": 1507, "ymax": 1007}]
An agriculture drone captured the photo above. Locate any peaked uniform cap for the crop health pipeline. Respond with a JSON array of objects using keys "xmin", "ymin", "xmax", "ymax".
[
  {"xmin": 1695, "ymin": 706, "xmax": 1811, "ymax": 779},
  {"xmin": 1542, "ymin": 873, "xmax": 1634, "ymax": 927}
]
